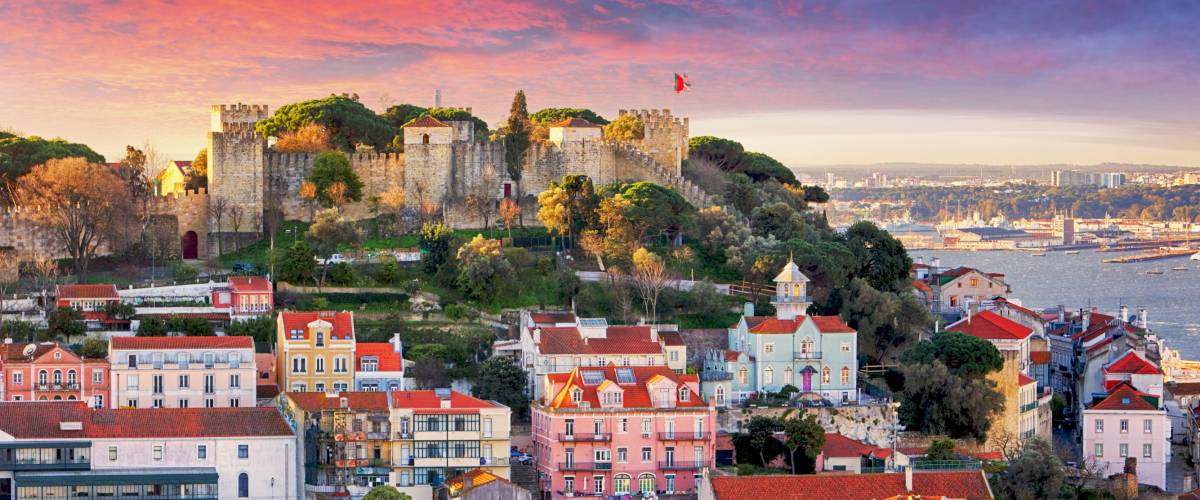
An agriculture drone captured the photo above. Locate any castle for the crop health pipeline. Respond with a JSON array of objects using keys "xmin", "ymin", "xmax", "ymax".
[{"xmin": 2, "ymin": 103, "xmax": 709, "ymax": 261}]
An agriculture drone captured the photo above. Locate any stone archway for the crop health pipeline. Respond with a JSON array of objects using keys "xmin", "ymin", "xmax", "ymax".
[{"xmin": 181, "ymin": 231, "xmax": 199, "ymax": 260}]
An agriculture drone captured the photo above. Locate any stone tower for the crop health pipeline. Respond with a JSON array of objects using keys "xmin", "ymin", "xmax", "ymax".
[
  {"xmin": 618, "ymin": 109, "xmax": 690, "ymax": 176},
  {"xmin": 771, "ymin": 257, "xmax": 811, "ymax": 320},
  {"xmin": 208, "ymin": 104, "xmax": 269, "ymax": 243}
]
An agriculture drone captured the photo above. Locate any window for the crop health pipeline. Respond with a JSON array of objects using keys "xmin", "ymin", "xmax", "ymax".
[
  {"xmin": 153, "ymin": 398, "xmax": 163, "ymax": 408},
  {"xmin": 571, "ymin": 388, "xmax": 582, "ymax": 402},
  {"xmin": 204, "ymin": 375, "xmax": 215, "ymax": 394},
  {"xmin": 614, "ymin": 474, "xmax": 631, "ymax": 495},
  {"xmin": 1120, "ymin": 419, "xmax": 1129, "ymax": 433},
  {"xmin": 642, "ymin": 447, "xmax": 652, "ymax": 462},
  {"xmin": 179, "ymin": 399, "xmax": 189, "ymax": 408},
  {"xmin": 94, "ymin": 395, "xmax": 103, "ymax": 409},
  {"xmin": 737, "ymin": 367, "xmax": 747, "ymax": 384},
  {"xmin": 198, "ymin": 445, "xmax": 207, "ymax": 459},
  {"xmin": 127, "ymin": 354, "xmax": 137, "ymax": 368},
  {"xmin": 764, "ymin": 343, "xmax": 775, "ymax": 353},
  {"xmin": 970, "ymin": 278, "xmax": 978, "ymax": 287},
  {"xmin": 109, "ymin": 446, "xmax": 117, "ymax": 461},
  {"xmin": 593, "ymin": 419, "xmax": 603, "ymax": 435},
  {"xmin": 1095, "ymin": 419, "xmax": 1104, "ymax": 433},
  {"xmin": 315, "ymin": 357, "xmax": 325, "ymax": 373},
  {"xmin": 238, "ymin": 445, "xmax": 249, "ymax": 459},
  {"xmin": 666, "ymin": 474, "xmax": 675, "ymax": 493},
  {"xmin": 126, "ymin": 399, "xmax": 137, "ymax": 408},
  {"xmin": 153, "ymin": 446, "xmax": 163, "ymax": 460},
  {"xmin": 230, "ymin": 374, "xmax": 240, "ymax": 388},
  {"xmin": 11, "ymin": 372, "xmax": 20, "ymax": 385},
  {"xmin": 38, "ymin": 370, "xmax": 47, "ymax": 385},
  {"xmin": 238, "ymin": 473, "xmax": 249, "ymax": 498},
  {"xmin": 1119, "ymin": 443, "xmax": 1128, "ymax": 458},
  {"xmin": 152, "ymin": 375, "xmax": 163, "ymax": 394},
  {"xmin": 619, "ymin": 418, "xmax": 628, "ymax": 433},
  {"xmin": 1143, "ymin": 443, "xmax": 1152, "ymax": 458},
  {"xmin": 594, "ymin": 449, "xmax": 610, "ymax": 463},
  {"xmin": 231, "ymin": 398, "xmax": 240, "ymax": 407},
  {"xmin": 179, "ymin": 375, "xmax": 189, "ymax": 389},
  {"xmin": 203, "ymin": 353, "xmax": 214, "ymax": 368},
  {"xmin": 799, "ymin": 338, "xmax": 813, "ymax": 354},
  {"xmin": 642, "ymin": 418, "xmax": 651, "ymax": 436},
  {"xmin": 315, "ymin": 383, "xmax": 325, "ymax": 393},
  {"xmin": 334, "ymin": 356, "xmax": 348, "ymax": 373},
  {"xmin": 92, "ymin": 369, "xmax": 103, "ymax": 384},
  {"xmin": 783, "ymin": 367, "xmax": 793, "ymax": 384},
  {"xmin": 638, "ymin": 473, "xmax": 655, "ymax": 493},
  {"xmin": 564, "ymin": 476, "xmax": 574, "ymax": 494},
  {"xmin": 316, "ymin": 330, "xmax": 325, "ymax": 347},
  {"xmin": 763, "ymin": 367, "xmax": 773, "ymax": 385},
  {"xmin": 841, "ymin": 342, "xmax": 851, "ymax": 352},
  {"xmin": 841, "ymin": 366, "xmax": 850, "ymax": 384},
  {"xmin": 483, "ymin": 418, "xmax": 493, "ymax": 438},
  {"xmin": 822, "ymin": 367, "xmax": 831, "ymax": 384},
  {"xmin": 617, "ymin": 448, "xmax": 627, "ymax": 462},
  {"xmin": 178, "ymin": 353, "xmax": 189, "ymax": 369},
  {"xmin": 205, "ymin": 398, "xmax": 215, "ymax": 408},
  {"xmin": 1144, "ymin": 419, "xmax": 1152, "ymax": 433},
  {"xmin": 291, "ymin": 357, "xmax": 306, "ymax": 373},
  {"xmin": 593, "ymin": 475, "xmax": 604, "ymax": 495},
  {"xmin": 679, "ymin": 387, "xmax": 689, "ymax": 402}
]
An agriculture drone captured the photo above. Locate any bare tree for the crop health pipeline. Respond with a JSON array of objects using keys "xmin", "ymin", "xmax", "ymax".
[
  {"xmin": 499, "ymin": 197, "xmax": 521, "ymax": 240},
  {"xmin": 28, "ymin": 256, "xmax": 59, "ymax": 317},
  {"xmin": 475, "ymin": 163, "xmax": 498, "ymax": 230},
  {"xmin": 146, "ymin": 217, "xmax": 178, "ymax": 281},
  {"xmin": 228, "ymin": 205, "xmax": 244, "ymax": 251},
  {"xmin": 379, "ymin": 185, "xmax": 407, "ymax": 236},
  {"xmin": 610, "ymin": 268, "xmax": 636, "ymax": 324},
  {"xmin": 629, "ymin": 248, "xmax": 670, "ymax": 322},
  {"xmin": 1060, "ymin": 450, "xmax": 1106, "ymax": 499},
  {"xmin": 0, "ymin": 250, "xmax": 19, "ymax": 331},
  {"xmin": 207, "ymin": 197, "xmax": 229, "ymax": 256}
]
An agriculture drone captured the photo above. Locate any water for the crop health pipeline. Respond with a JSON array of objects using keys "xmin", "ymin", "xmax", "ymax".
[{"xmin": 916, "ymin": 249, "xmax": 1200, "ymax": 359}]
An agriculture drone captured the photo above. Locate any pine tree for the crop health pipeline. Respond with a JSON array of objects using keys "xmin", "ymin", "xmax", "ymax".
[{"xmin": 503, "ymin": 90, "xmax": 531, "ymax": 183}]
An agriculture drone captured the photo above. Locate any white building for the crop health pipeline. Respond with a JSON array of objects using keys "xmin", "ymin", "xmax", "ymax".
[
  {"xmin": 109, "ymin": 336, "xmax": 257, "ymax": 409},
  {"xmin": 0, "ymin": 402, "xmax": 298, "ymax": 499},
  {"xmin": 1082, "ymin": 382, "xmax": 1171, "ymax": 490}
]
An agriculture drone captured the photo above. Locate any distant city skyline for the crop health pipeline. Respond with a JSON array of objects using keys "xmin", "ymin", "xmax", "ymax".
[{"xmin": 0, "ymin": 1, "xmax": 1197, "ymax": 166}]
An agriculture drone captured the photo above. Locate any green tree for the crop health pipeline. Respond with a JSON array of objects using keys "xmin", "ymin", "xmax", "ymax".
[
  {"xmin": 410, "ymin": 358, "xmax": 449, "ymax": 389},
  {"xmin": 750, "ymin": 202, "xmax": 808, "ymax": 240},
  {"xmin": 187, "ymin": 148, "xmax": 208, "ymax": 190},
  {"xmin": 256, "ymin": 94, "xmax": 394, "ymax": 151},
  {"xmin": 308, "ymin": 151, "xmax": 364, "ymax": 207},
  {"xmin": 925, "ymin": 439, "xmax": 957, "ymax": 461},
  {"xmin": 419, "ymin": 222, "xmax": 453, "ymax": 275},
  {"xmin": 782, "ymin": 413, "xmax": 826, "ymax": 474},
  {"xmin": 472, "ymin": 356, "xmax": 531, "ymax": 418},
  {"xmin": 407, "ymin": 343, "xmax": 449, "ymax": 361},
  {"xmin": 536, "ymin": 175, "xmax": 600, "ymax": 244},
  {"xmin": 607, "ymin": 182, "xmax": 696, "ymax": 244},
  {"xmin": 0, "ymin": 131, "xmax": 105, "ymax": 186},
  {"xmin": 46, "ymin": 307, "xmax": 84, "ymax": 340},
  {"xmin": 0, "ymin": 321, "xmax": 39, "ymax": 342},
  {"xmin": 277, "ymin": 240, "xmax": 317, "ymax": 284},
  {"xmin": 375, "ymin": 260, "xmax": 400, "ymax": 285},
  {"xmin": 688, "ymin": 136, "xmax": 747, "ymax": 173},
  {"xmin": 456, "ymin": 235, "xmax": 515, "ymax": 301},
  {"xmin": 361, "ymin": 484, "xmax": 412, "ymax": 500},
  {"xmin": 530, "ymin": 108, "xmax": 609, "ymax": 125},
  {"xmin": 745, "ymin": 416, "xmax": 783, "ymax": 468},
  {"xmin": 897, "ymin": 361, "xmax": 1004, "ymax": 442},
  {"xmin": 307, "ymin": 208, "xmax": 361, "ymax": 288},
  {"xmin": 225, "ymin": 316, "xmax": 275, "ymax": 343},
  {"xmin": 104, "ymin": 302, "xmax": 136, "ymax": 321},
  {"xmin": 382, "ymin": 104, "xmax": 428, "ymax": 130},
  {"xmin": 841, "ymin": 279, "xmax": 931, "ymax": 363},
  {"xmin": 997, "ymin": 437, "xmax": 1064, "ymax": 500},
  {"xmin": 424, "ymin": 108, "xmax": 489, "ymax": 137},
  {"xmin": 165, "ymin": 317, "xmax": 215, "ymax": 336},
  {"xmin": 501, "ymin": 90, "xmax": 531, "ymax": 182},
  {"xmin": 844, "ymin": 221, "xmax": 913, "ymax": 292},
  {"xmin": 602, "ymin": 114, "xmax": 644, "ymax": 141},
  {"xmin": 743, "ymin": 152, "xmax": 797, "ymax": 184},
  {"xmin": 137, "ymin": 317, "xmax": 168, "ymax": 337},
  {"xmin": 901, "ymin": 331, "xmax": 1004, "ymax": 378},
  {"xmin": 76, "ymin": 336, "xmax": 109, "ymax": 359}
]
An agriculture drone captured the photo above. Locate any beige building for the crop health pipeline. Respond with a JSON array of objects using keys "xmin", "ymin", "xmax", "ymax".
[
  {"xmin": 277, "ymin": 311, "xmax": 356, "ymax": 393},
  {"xmin": 932, "ymin": 266, "xmax": 1011, "ymax": 314},
  {"xmin": 109, "ymin": 336, "xmax": 256, "ymax": 409},
  {"xmin": 391, "ymin": 390, "xmax": 511, "ymax": 500}
]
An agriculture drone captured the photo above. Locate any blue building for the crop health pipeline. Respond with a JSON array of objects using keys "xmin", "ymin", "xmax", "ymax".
[{"xmin": 701, "ymin": 259, "xmax": 859, "ymax": 407}]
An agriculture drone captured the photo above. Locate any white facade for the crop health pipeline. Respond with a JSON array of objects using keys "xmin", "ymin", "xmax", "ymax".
[
  {"xmin": 1082, "ymin": 407, "xmax": 1170, "ymax": 490},
  {"xmin": 110, "ymin": 342, "xmax": 257, "ymax": 409},
  {"xmin": 92, "ymin": 436, "xmax": 298, "ymax": 499}
]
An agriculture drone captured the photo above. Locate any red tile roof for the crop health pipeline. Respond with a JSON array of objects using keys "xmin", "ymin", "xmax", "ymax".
[
  {"xmin": 811, "ymin": 315, "xmax": 855, "ymax": 333},
  {"xmin": 228, "ymin": 276, "xmax": 272, "ymax": 293},
  {"xmin": 748, "ymin": 317, "xmax": 800, "ymax": 334},
  {"xmin": 0, "ymin": 342, "xmax": 62, "ymax": 362},
  {"xmin": 544, "ymin": 366, "xmax": 706, "ymax": 410},
  {"xmin": 256, "ymin": 353, "xmax": 275, "ymax": 377},
  {"xmin": 724, "ymin": 350, "xmax": 741, "ymax": 362},
  {"xmin": 707, "ymin": 471, "xmax": 993, "ymax": 500},
  {"xmin": 1089, "ymin": 382, "xmax": 1158, "ymax": 411},
  {"xmin": 405, "ymin": 115, "xmax": 450, "ymax": 128},
  {"xmin": 821, "ymin": 433, "xmax": 888, "ymax": 458},
  {"xmin": 1104, "ymin": 350, "xmax": 1162, "ymax": 375},
  {"xmin": 947, "ymin": 310, "xmax": 1032, "ymax": 341},
  {"xmin": 0, "ymin": 402, "xmax": 292, "ymax": 438},
  {"xmin": 530, "ymin": 312, "xmax": 576, "ymax": 324},
  {"xmin": 537, "ymin": 326, "xmax": 661, "ymax": 355},
  {"xmin": 390, "ymin": 390, "xmax": 498, "ymax": 410},
  {"xmin": 279, "ymin": 311, "xmax": 355, "ymax": 340},
  {"xmin": 56, "ymin": 284, "xmax": 119, "ymax": 300},
  {"xmin": 445, "ymin": 469, "xmax": 510, "ymax": 493},
  {"xmin": 286, "ymin": 391, "xmax": 390, "ymax": 412},
  {"xmin": 1030, "ymin": 351, "xmax": 1052, "ymax": 364},
  {"xmin": 993, "ymin": 298, "xmax": 1041, "ymax": 320},
  {"xmin": 111, "ymin": 335, "xmax": 253, "ymax": 350},
  {"xmin": 356, "ymin": 342, "xmax": 404, "ymax": 371},
  {"xmin": 660, "ymin": 331, "xmax": 685, "ymax": 346},
  {"xmin": 746, "ymin": 316, "xmax": 854, "ymax": 334},
  {"xmin": 552, "ymin": 117, "xmax": 600, "ymax": 128},
  {"xmin": 1018, "ymin": 373, "xmax": 1036, "ymax": 386},
  {"xmin": 913, "ymin": 280, "xmax": 932, "ymax": 293}
]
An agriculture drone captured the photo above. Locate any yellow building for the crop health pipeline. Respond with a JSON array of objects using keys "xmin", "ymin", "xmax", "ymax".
[
  {"xmin": 277, "ymin": 311, "xmax": 356, "ymax": 393},
  {"xmin": 155, "ymin": 160, "xmax": 191, "ymax": 196}
]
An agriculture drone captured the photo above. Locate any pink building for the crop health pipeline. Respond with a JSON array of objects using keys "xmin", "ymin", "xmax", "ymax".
[
  {"xmin": 1082, "ymin": 381, "xmax": 1170, "ymax": 490},
  {"xmin": 211, "ymin": 276, "xmax": 273, "ymax": 318},
  {"xmin": 533, "ymin": 366, "xmax": 716, "ymax": 498},
  {"xmin": 0, "ymin": 341, "xmax": 111, "ymax": 407}
]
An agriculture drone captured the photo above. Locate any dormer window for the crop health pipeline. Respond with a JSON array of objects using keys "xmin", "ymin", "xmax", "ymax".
[
  {"xmin": 316, "ymin": 330, "xmax": 325, "ymax": 347},
  {"xmin": 571, "ymin": 388, "xmax": 582, "ymax": 402},
  {"xmin": 679, "ymin": 388, "xmax": 689, "ymax": 402}
]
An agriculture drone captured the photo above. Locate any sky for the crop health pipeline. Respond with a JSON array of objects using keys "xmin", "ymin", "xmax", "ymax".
[{"xmin": 0, "ymin": 0, "xmax": 1198, "ymax": 168}]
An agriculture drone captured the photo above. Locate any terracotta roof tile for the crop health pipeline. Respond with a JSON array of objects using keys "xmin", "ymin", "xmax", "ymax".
[
  {"xmin": 530, "ymin": 312, "xmax": 576, "ymax": 324},
  {"xmin": 356, "ymin": 342, "xmax": 404, "ymax": 372},
  {"xmin": 544, "ymin": 366, "xmax": 707, "ymax": 410},
  {"xmin": 708, "ymin": 471, "xmax": 992, "ymax": 500},
  {"xmin": 748, "ymin": 318, "xmax": 800, "ymax": 334},
  {"xmin": 56, "ymin": 284, "xmax": 119, "ymax": 300},
  {"xmin": 111, "ymin": 336, "xmax": 253, "ymax": 350},
  {"xmin": 228, "ymin": 276, "xmax": 271, "ymax": 292},
  {"xmin": 405, "ymin": 115, "xmax": 450, "ymax": 128},
  {"xmin": 947, "ymin": 310, "xmax": 1032, "ymax": 341},
  {"xmin": 286, "ymin": 391, "xmax": 389, "ymax": 411},
  {"xmin": 0, "ymin": 402, "xmax": 292, "ymax": 439},
  {"xmin": 811, "ymin": 315, "xmax": 855, "ymax": 333},
  {"xmin": 1089, "ymin": 382, "xmax": 1158, "ymax": 411},
  {"xmin": 659, "ymin": 331, "xmax": 685, "ymax": 346},
  {"xmin": 389, "ymin": 390, "xmax": 498, "ymax": 410},
  {"xmin": 1018, "ymin": 373, "xmax": 1036, "ymax": 386},
  {"xmin": 445, "ymin": 469, "xmax": 509, "ymax": 493},
  {"xmin": 279, "ymin": 311, "xmax": 354, "ymax": 340},
  {"xmin": 1104, "ymin": 350, "xmax": 1162, "ymax": 375},
  {"xmin": 552, "ymin": 117, "xmax": 600, "ymax": 128},
  {"xmin": 821, "ymin": 433, "xmax": 888, "ymax": 458},
  {"xmin": 537, "ymin": 326, "xmax": 661, "ymax": 355}
]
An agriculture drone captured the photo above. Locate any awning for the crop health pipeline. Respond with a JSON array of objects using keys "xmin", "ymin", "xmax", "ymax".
[{"xmin": 16, "ymin": 467, "xmax": 218, "ymax": 486}]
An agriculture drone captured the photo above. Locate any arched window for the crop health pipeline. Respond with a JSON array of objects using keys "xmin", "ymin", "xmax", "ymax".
[
  {"xmin": 422, "ymin": 134, "xmax": 431, "ymax": 144},
  {"xmin": 638, "ymin": 473, "xmax": 655, "ymax": 493},
  {"xmin": 67, "ymin": 395, "xmax": 76, "ymax": 400},
  {"xmin": 800, "ymin": 338, "xmax": 813, "ymax": 354},
  {"xmin": 763, "ymin": 367, "xmax": 773, "ymax": 385},
  {"xmin": 237, "ymin": 473, "xmax": 249, "ymax": 497},
  {"xmin": 737, "ymin": 367, "xmax": 747, "ymax": 385},
  {"xmin": 841, "ymin": 366, "xmax": 850, "ymax": 384},
  {"xmin": 821, "ymin": 367, "xmax": 831, "ymax": 384},
  {"xmin": 53, "ymin": 396, "xmax": 62, "ymax": 401},
  {"xmin": 715, "ymin": 386, "xmax": 725, "ymax": 406},
  {"xmin": 614, "ymin": 474, "xmax": 631, "ymax": 494},
  {"xmin": 38, "ymin": 370, "xmax": 47, "ymax": 385},
  {"xmin": 67, "ymin": 370, "xmax": 77, "ymax": 385},
  {"xmin": 53, "ymin": 370, "xmax": 62, "ymax": 384},
  {"xmin": 571, "ymin": 388, "xmax": 582, "ymax": 402},
  {"xmin": 784, "ymin": 367, "xmax": 793, "ymax": 384}
]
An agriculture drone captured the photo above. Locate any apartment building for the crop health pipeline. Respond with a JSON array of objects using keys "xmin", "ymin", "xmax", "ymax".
[
  {"xmin": 109, "ymin": 336, "xmax": 256, "ymax": 409},
  {"xmin": 354, "ymin": 334, "xmax": 407, "ymax": 392},
  {"xmin": 277, "ymin": 311, "xmax": 356, "ymax": 393},
  {"xmin": 281, "ymin": 391, "xmax": 393, "ymax": 498},
  {"xmin": 391, "ymin": 390, "xmax": 512, "ymax": 499},
  {"xmin": 0, "ymin": 341, "xmax": 110, "ymax": 406}
]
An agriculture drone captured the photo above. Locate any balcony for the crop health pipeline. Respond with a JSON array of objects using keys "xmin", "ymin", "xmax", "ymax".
[
  {"xmin": 0, "ymin": 457, "xmax": 89, "ymax": 471},
  {"xmin": 1020, "ymin": 402, "xmax": 1038, "ymax": 413},
  {"xmin": 658, "ymin": 460, "xmax": 706, "ymax": 470},
  {"xmin": 658, "ymin": 432, "xmax": 711, "ymax": 441},
  {"xmin": 773, "ymin": 295, "xmax": 812, "ymax": 304},
  {"xmin": 366, "ymin": 432, "xmax": 388, "ymax": 440},
  {"xmin": 396, "ymin": 431, "xmax": 414, "ymax": 439},
  {"xmin": 557, "ymin": 433, "xmax": 611, "ymax": 442},
  {"xmin": 700, "ymin": 371, "xmax": 732, "ymax": 381},
  {"xmin": 793, "ymin": 351, "xmax": 823, "ymax": 360},
  {"xmin": 557, "ymin": 461, "xmax": 612, "ymax": 471},
  {"xmin": 36, "ymin": 383, "xmax": 81, "ymax": 391}
]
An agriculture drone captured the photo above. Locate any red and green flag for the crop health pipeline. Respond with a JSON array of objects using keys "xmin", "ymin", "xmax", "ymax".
[{"xmin": 674, "ymin": 73, "xmax": 690, "ymax": 93}]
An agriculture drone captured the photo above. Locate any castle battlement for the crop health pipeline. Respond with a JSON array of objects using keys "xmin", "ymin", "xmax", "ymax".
[
  {"xmin": 618, "ymin": 108, "xmax": 688, "ymax": 129},
  {"xmin": 212, "ymin": 122, "xmax": 261, "ymax": 138},
  {"xmin": 212, "ymin": 103, "xmax": 269, "ymax": 133}
]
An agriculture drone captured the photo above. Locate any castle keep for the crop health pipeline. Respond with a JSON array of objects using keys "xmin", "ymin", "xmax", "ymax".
[{"xmin": 1, "ymin": 103, "xmax": 708, "ymax": 261}]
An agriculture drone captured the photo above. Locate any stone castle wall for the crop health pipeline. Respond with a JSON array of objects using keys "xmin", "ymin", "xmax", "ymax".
[
  {"xmin": 151, "ymin": 188, "xmax": 210, "ymax": 259},
  {"xmin": 0, "ymin": 208, "xmax": 77, "ymax": 259}
]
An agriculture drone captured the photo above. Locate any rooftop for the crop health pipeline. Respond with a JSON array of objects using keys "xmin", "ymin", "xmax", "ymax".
[
  {"xmin": 0, "ymin": 402, "xmax": 293, "ymax": 439},
  {"xmin": 355, "ymin": 342, "xmax": 404, "ymax": 371},
  {"xmin": 227, "ymin": 276, "xmax": 271, "ymax": 293},
  {"xmin": 552, "ymin": 117, "xmax": 600, "ymax": 128},
  {"xmin": 946, "ymin": 310, "xmax": 1033, "ymax": 341},
  {"xmin": 278, "ymin": 310, "xmax": 355, "ymax": 340},
  {"xmin": 1089, "ymin": 381, "xmax": 1159, "ymax": 411},
  {"xmin": 286, "ymin": 392, "xmax": 390, "ymax": 412},
  {"xmin": 56, "ymin": 284, "xmax": 119, "ymax": 300},
  {"xmin": 405, "ymin": 115, "xmax": 450, "ymax": 128},
  {"xmin": 389, "ymin": 390, "xmax": 499, "ymax": 411},
  {"xmin": 544, "ymin": 365, "xmax": 705, "ymax": 411},
  {"xmin": 536, "ymin": 325, "xmax": 662, "ymax": 355},
  {"xmin": 1103, "ymin": 350, "xmax": 1162, "ymax": 376},
  {"xmin": 706, "ymin": 470, "xmax": 992, "ymax": 500},
  {"xmin": 111, "ymin": 335, "xmax": 254, "ymax": 350},
  {"xmin": 821, "ymin": 433, "xmax": 890, "ymax": 459}
]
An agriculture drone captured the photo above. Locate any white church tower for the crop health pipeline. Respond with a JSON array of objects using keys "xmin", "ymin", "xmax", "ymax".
[{"xmin": 771, "ymin": 255, "xmax": 812, "ymax": 320}]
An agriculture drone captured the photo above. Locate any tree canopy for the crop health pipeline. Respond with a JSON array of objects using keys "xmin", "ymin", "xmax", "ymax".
[
  {"xmin": 602, "ymin": 114, "xmax": 644, "ymax": 141},
  {"xmin": 471, "ymin": 356, "xmax": 531, "ymax": 418},
  {"xmin": 255, "ymin": 94, "xmax": 394, "ymax": 151},
  {"xmin": 688, "ymin": 135, "xmax": 748, "ymax": 173},
  {"xmin": 997, "ymin": 437, "xmax": 1064, "ymax": 500},
  {"xmin": 307, "ymin": 151, "xmax": 364, "ymax": 207},
  {"xmin": 0, "ymin": 132, "xmax": 105, "ymax": 187},
  {"xmin": 896, "ymin": 360, "xmax": 1004, "ymax": 442},
  {"xmin": 530, "ymin": 108, "xmax": 609, "ymax": 125},
  {"xmin": 901, "ymin": 331, "xmax": 1004, "ymax": 378},
  {"xmin": 500, "ymin": 90, "xmax": 532, "ymax": 182},
  {"xmin": 744, "ymin": 151, "xmax": 797, "ymax": 184},
  {"xmin": 422, "ymin": 108, "xmax": 489, "ymax": 138}
]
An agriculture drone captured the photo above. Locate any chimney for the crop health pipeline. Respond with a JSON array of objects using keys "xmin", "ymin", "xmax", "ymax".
[
  {"xmin": 1119, "ymin": 305, "xmax": 1129, "ymax": 324},
  {"xmin": 390, "ymin": 333, "xmax": 403, "ymax": 354},
  {"xmin": 904, "ymin": 465, "xmax": 913, "ymax": 492},
  {"xmin": 1057, "ymin": 305, "xmax": 1065, "ymax": 323},
  {"xmin": 930, "ymin": 257, "xmax": 941, "ymax": 273},
  {"xmin": 1081, "ymin": 309, "xmax": 1089, "ymax": 330},
  {"xmin": 437, "ymin": 388, "xmax": 452, "ymax": 409},
  {"xmin": 649, "ymin": 326, "xmax": 658, "ymax": 343},
  {"xmin": 339, "ymin": 397, "xmax": 349, "ymax": 409},
  {"xmin": 3, "ymin": 338, "xmax": 10, "ymax": 344},
  {"xmin": 533, "ymin": 328, "xmax": 542, "ymax": 345},
  {"xmin": 743, "ymin": 302, "xmax": 755, "ymax": 317},
  {"xmin": 1139, "ymin": 308, "xmax": 1148, "ymax": 330}
]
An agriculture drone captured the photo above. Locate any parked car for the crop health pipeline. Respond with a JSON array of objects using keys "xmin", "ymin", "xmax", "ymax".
[
  {"xmin": 231, "ymin": 262, "xmax": 254, "ymax": 274},
  {"xmin": 315, "ymin": 253, "xmax": 355, "ymax": 265}
]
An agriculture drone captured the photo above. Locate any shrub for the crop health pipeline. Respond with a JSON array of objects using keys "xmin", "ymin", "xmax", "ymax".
[
  {"xmin": 375, "ymin": 260, "xmax": 400, "ymax": 285},
  {"xmin": 173, "ymin": 263, "xmax": 199, "ymax": 282},
  {"xmin": 326, "ymin": 262, "xmax": 357, "ymax": 285},
  {"xmin": 443, "ymin": 304, "xmax": 479, "ymax": 322}
]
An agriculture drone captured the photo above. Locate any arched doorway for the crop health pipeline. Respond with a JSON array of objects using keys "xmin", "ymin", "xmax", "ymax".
[{"xmin": 181, "ymin": 231, "xmax": 199, "ymax": 260}]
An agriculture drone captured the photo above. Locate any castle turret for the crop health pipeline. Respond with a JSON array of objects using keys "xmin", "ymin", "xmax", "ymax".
[
  {"xmin": 549, "ymin": 117, "xmax": 602, "ymax": 145},
  {"xmin": 771, "ymin": 256, "xmax": 811, "ymax": 320},
  {"xmin": 616, "ymin": 109, "xmax": 689, "ymax": 175},
  {"xmin": 208, "ymin": 103, "xmax": 269, "ymax": 240}
]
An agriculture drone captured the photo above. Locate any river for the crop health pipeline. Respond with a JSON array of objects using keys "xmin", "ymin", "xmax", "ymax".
[{"xmin": 916, "ymin": 249, "xmax": 1200, "ymax": 359}]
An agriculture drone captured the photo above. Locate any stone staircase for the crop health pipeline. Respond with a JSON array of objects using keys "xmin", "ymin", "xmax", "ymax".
[{"xmin": 510, "ymin": 462, "xmax": 539, "ymax": 496}]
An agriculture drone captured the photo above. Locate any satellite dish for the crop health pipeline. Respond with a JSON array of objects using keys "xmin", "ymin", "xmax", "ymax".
[{"xmin": 22, "ymin": 344, "xmax": 36, "ymax": 357}]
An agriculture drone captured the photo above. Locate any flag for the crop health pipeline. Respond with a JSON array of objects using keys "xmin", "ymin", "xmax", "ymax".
[{"xmin": 674, "ymin": 73, "xmax": 690, "ymax": 93}]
